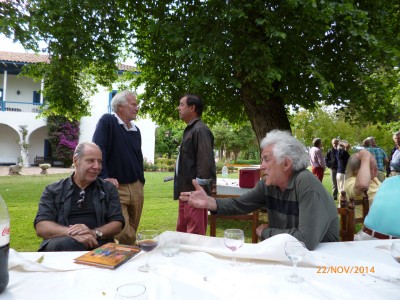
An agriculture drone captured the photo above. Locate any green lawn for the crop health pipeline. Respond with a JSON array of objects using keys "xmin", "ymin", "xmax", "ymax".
[
  {"xmin": 0, "ymin": 168, "xmax": 353, "ymax": 252},
  {"xmin": 0, "ymin": 171, "xmax": 256, "ymax": 251}
]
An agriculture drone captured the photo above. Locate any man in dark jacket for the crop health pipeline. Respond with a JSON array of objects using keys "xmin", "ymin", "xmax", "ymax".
[
  {"xmin": 174, "ymin": 93, "xmax": 216, "ymax": 235},
  {"xmin": 34, "ymin": 142, "xmax": 124, "ymax": 251},
  {"xmin": 325, "ymin": 138, "xmax": 339, "ymax": 200}
]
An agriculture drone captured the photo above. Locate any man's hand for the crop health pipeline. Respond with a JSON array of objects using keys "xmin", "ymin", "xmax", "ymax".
[
  {"xmin": 256, "ymin": 224, "xmax": 269, "ymax": 239},
  {"xmin": 68, "ymin": 224, "xmax": 94, "ymax": 237},
  {"xmin": 105, "ymin": 178, "xmax": 119, "ymax": 188},
  {"xmin": 179, "ymin": 179, "xmax": 218, "ymax": 211},
  {"xmin": 71, "ymin": 233, "xmax": 99, "ymax": 250}
]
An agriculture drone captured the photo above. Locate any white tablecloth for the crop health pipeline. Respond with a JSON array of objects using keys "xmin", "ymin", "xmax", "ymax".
[{"xmin": 3, "ymin": 232, "xmax": 400, "ymax": 300}]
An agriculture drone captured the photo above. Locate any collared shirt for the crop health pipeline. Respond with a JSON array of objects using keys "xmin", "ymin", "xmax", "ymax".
[
  {"xmin": 309, "ymin": 146, "xmax": 326, "ymax": 168},
  {"xmin": 390, "ymin": 149, "xmax": 400, "ymax": 172},
  {"xmin": 364, "ymin": 147, "xmax": 388, "ymax": 172},
  {"xmin": 113, "ymin": 113, "xmax": 138, "ymax": 132}
]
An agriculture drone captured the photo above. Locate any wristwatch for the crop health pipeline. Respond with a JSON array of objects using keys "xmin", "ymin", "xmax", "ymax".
[{"xmin": 95, "ymin": 229, "xmax": 103, "ymax": 240}]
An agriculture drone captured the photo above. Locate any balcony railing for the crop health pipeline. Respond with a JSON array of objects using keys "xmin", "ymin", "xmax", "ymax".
[{"xmin": 0, "ymin": 101, "xmax": 42, "ymax": 113}]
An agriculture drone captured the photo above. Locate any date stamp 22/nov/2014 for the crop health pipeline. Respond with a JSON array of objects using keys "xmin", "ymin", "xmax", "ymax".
[{"xmin": 316, "ymin": 266, "xmax": 375, "ymax": 274}]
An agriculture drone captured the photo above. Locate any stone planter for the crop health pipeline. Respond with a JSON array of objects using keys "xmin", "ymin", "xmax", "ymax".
[{"xmin": 39, "ymin": 163, "xmax": 51, "ymax": 174}]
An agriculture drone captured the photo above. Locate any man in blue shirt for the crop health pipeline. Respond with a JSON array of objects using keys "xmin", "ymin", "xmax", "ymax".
[{"xmin": 363, "ymin": 137, "xmax": 388, "ymax": 182}]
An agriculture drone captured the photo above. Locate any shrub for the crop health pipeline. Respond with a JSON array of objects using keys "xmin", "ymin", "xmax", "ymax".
[{"xmin": 47, "ymin": 116, "xmax": 79, "ymax": 167}]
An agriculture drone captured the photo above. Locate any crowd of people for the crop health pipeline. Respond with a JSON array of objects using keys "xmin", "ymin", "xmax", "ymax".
[
  {"xmin": 312, "ymin": 133, "xmax": 400, "ymax": 240},
  {"xmin": 32, "ymin": 90, "xmax": 399, "ymax": 252}
]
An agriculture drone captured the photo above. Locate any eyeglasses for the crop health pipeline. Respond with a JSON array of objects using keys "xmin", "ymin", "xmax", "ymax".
[{"xmin": 77, "ymin": 191, "xmax": 85, "ymax": 208}]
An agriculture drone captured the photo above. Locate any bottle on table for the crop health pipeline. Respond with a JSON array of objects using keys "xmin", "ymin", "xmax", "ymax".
[
  {"xmin": 0, "ymin": 194, "xmax": 10, "ymax": 293},
  {"xmin": 222, "ymin": 165, "xmax": 228, "ymax": 178}
]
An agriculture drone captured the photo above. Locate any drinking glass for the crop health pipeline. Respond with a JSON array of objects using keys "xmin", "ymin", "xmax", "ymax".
[
  {"xmin": 284, "ymin": 241, "xmax": 307, "ymax": 283},
  {"xmin": 137, "ymin": 230, "xmax": 159, "ymax": 272},
  {"xmin": 223, "ymin": 229, "xmax": 244, "ymax": 266},
  {"xmin": 391, "ymin": 241, "xmax": 400, "ymax": 263}
]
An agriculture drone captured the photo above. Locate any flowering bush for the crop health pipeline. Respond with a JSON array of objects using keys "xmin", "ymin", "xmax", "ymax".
[{"xmin": 47, "ymin": 116, "xmax": 80, "ymax": 167}]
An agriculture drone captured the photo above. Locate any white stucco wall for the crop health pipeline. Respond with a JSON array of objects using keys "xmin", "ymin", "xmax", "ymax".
[{"xmin": 0, "ymin": 77, "xmax": 155, "ymax": 165}]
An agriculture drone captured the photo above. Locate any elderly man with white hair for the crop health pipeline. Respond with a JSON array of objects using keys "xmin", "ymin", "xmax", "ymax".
[{"xmin": 180, "ymin": 129, "xmax": 339, "ymax": 250}]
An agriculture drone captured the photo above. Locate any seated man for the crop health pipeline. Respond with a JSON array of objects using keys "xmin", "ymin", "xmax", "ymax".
[
  {"xmin": 34, "ymin": 142, "xmax": 125, "ymax": 251},
  {"xmin": 355, "ymin": 175, "xmax": 400, "ymax": 240},
  {"xmin": 180, "ymin": 129, "xmax": 339, "ymax": 250},
  {"xmin": 344, "ymin": 150, "xmax": 380, "ymax": 206}
]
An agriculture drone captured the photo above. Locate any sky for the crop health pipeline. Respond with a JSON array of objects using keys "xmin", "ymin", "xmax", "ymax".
[
  {"xmin": 0, "ymin": 35, "xmax": 136, "ymax": 66},
  {"xmin": 0, "ymin": 35, "xmax": 29, "ymax": 53}
]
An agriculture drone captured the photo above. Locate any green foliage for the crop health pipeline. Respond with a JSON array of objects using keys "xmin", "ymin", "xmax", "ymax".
[
  {"xmin": 47, "ymin": 115, "xmax": 80, "ymax": 167},
  {"xmin": 2, "ymin": 0, "xmax": 400, "ymax": 139},
  {"xmin": 132, "ymin": 1, "xmax": 400, "ymax": 142},
  {"xmin": 154, "ymin": 123, "xmax": 183, "ymax": 159},
  {"xmin": 290, "ymin": 105, "xmax": 397, "ymax": 154},
  {"xmin": 212, "ymin": 121, "xmax": 259, "ymax": 162},
  {"xmin": 2, "ymin": 0, "xmax": 135, "ymax": 120}
]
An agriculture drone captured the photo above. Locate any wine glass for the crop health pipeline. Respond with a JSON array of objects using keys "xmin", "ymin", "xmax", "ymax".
[
  {"xmin": 284, "ymin": 241, "xmax": 307, "ymax": 283},
  {"xmin": 137, "ymin": 230, "xmax": 159, "ymax": 272},
  {"xmin": 391, "ymin": 241, "xmax": 400, "ymax": 263},
  {"xmin": 223, "ymin": 229, "xmax": 244, "ymax": 266}
]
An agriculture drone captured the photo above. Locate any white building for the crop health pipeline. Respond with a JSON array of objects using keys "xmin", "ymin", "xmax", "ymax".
[{"xmin": 0, "ymin": 51, "xmax": 155, "ymax": 166}]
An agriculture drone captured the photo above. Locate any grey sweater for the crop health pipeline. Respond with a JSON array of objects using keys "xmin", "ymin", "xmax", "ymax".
[{"xmin": 215, "ymin": 169, "xmax": 339, "ymax": 250}]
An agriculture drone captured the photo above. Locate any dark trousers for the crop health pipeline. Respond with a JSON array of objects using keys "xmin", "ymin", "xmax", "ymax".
[
  {"xmin": 38, "ymin": 236, "xmax": 87, "ymax": 252},
  {"xmin": 330, "ymin": 168, "xmax": 338, "ymax": 199}
]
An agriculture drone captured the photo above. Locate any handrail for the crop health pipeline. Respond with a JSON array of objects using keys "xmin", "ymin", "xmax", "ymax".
[{"xmin": 0, "ymin": 101, "xmax": 42, "ymax": 113}]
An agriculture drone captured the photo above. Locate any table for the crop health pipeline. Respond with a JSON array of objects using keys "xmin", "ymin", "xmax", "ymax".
[
  {"xmin": 216, "ymin": 178, "xmax": 251, "ymax": 195},
  {"xmin": 4, "ymin": 232, "xmax": 400, "ymax": 300}
]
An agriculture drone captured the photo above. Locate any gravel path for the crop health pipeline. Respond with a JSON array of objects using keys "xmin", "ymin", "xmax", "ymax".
[{"xmin": 0, "ymin": 166, "xmax": 73, "ymax": 176}]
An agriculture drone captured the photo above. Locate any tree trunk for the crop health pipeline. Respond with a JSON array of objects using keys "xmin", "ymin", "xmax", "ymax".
[{"xmin": 242, "ymin": 86, "xmax": 292, "ymax": 145}]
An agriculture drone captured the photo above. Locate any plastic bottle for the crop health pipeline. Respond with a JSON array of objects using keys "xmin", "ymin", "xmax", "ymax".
[
  {"xmin": 221, "ymin": 165, "xmax": 228, "ymax": 178},
  {"xmin": 0, "ymin": 194, "xmax": 10, "ymax": 293}
]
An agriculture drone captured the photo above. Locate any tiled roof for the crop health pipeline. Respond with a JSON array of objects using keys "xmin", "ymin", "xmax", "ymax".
[
  {"xmin": 0, "ymin": 51, "xmax": 135, "ymax": 71},
  {"xmin": 0, "ymin": 51, "xmax": 49, "ymax": 63}
]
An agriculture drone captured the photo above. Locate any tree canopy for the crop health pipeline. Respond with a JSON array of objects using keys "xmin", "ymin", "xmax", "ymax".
[
  {"xmin": 132, "ymin": 1, "xmax": 400, "ymax": 142},
  {"xmin": 2, "ymin": 1, "xmax": 399, "ymax": 139}
]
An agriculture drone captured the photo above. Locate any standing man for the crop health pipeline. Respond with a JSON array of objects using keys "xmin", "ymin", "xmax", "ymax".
[
  {"xmin": 309, "ymin": 138, "xmax": 326, "ymax": 182},
  {"xmin": 389, "ymin": 131, "xmax": 400, "ymax": 177},
  {"xmin": 325, "ymin": 138, "xmax": 339, "ymax": 200},
  {"xmin": 34, "ymin": 142, "xmax": 124, "ymax": 251},
  {"xmin": 363, "ymin": 136, "xmax": 388, "ymax": 182},
  {"xmin": 92, "ymin": 90, "xmax": 144, "ymax": 245},
  {"xmin": 174, "ymin": 93, "xmax": 216, "ymax": 235}
]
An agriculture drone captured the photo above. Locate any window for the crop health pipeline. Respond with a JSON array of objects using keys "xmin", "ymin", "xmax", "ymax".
[{"xmin": 33, "ymin": 91, "xmax": 40, "ymax": 104}]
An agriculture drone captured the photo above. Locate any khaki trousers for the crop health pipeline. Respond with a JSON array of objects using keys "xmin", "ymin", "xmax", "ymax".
[{"xmin": 115, "ymin": 181, "xmax": 144, "ymax": 245}]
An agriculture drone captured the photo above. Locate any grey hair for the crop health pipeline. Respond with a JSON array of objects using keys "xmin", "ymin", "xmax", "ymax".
[
  {"xmin": 74, "ymin": 142, "xmax": 100, "ymax": 159},
  {"xmin": 111, "ymin": 90, "xmax": 137, "ymax": 112},
  {"xmin": 345, "ymin": 153, "xmax": 361, "ymax": 178},
  {"xmin": 260, "ymin": 129, "xmax": 308, "ymax": 172}
]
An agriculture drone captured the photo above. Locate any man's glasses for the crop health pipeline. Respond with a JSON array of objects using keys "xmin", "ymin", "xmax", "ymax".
[{"xmin": 77, "ymin": 191, "xmax": 85, "ymax": 208}]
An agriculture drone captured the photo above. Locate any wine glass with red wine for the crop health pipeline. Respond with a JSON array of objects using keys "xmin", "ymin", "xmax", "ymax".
[
  {"xmin": 137, "ymin": 230, "xmax": 159, "ymax": 272},
  {"xmin": 223, "ymin": 229, "xmax": 244, "ymax": 266}
]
